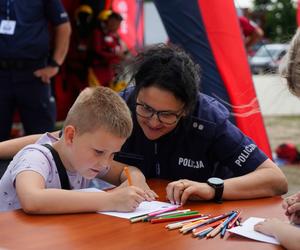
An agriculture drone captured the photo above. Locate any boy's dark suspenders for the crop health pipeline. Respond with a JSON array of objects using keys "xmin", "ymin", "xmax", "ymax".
[{"xmin": 42, "ymin": 144, "xmax": 71, "ymax": 190}]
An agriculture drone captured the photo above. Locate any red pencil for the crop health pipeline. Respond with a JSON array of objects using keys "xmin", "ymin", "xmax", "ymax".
[{"xmin": 150, "ymin": 214, "xmax": 203, "ymax": 224}]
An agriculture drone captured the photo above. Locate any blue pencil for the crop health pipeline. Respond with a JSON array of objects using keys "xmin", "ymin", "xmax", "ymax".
[
  {"xmin": 197, "ymin": 227, "xmax": 214, "ymax": 239},
  {"xmin": 220, "ymin": 225, "xmax": 227, "ymax": 238},
  {"xmin": 220, "ymin": 211, "xmax": 238, "ymax": 238}
]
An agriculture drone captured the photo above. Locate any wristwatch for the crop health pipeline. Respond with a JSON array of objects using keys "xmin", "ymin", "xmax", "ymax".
[
  {"xmin": 207, "ymin": 177, "xmax": 224, "ymax": 203},
  {"xmin": 48, "ymin": 58, "xmax": 60, "ymax": 68}
]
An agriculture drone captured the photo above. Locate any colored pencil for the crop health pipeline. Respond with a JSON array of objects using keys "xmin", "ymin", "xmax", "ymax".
[
  {"xmin": 153, "ymin": 209, "xmax": 191, "ymax": 218},
  {"xmin": 206, "ymin": 222, "xmax": 223, "ymax": 238},
  {"xmin": 166, "ymin": 216, "xmax": 209, "ymax": 230},
  {"xmin": 124, "ymin": 166, "xmax": 132, "ymax": 186},
  {"xmin": 197, "ymin": 227, "xmax": 214, "ymax": 239},
  {"xmin": 150, "ymin": 214, "xmax": 203, "ymax": 224},
  {"xmin": 158, "ymin": 211, "xmax": 200, "ymax": 219},
  {"xmin": 144, "ymin": 211, "xmax": 199, "ymax": 222},
  {"xmin": 179, "ymin": 218, "xmax": 209, "ymax": 233},
  {"xmin": 143, "ymin": 209, "xmax": 193, "ymax": 221},
  {"xmin": 181, "ymin": 211, "xmax": 232, "ymax": 234},
  {"xmin": 130, "ymin": 208, "xmax": 187, "ymax": 223},
  {"xmin": 148, "ymin": 205, "xmax": 179, "ymax": 217},
  {"xmin": 192, "ymin": 219, "xmax": 225, "ymax": 237},
  {"xmin": 228, "ymin": 211, "xmax": 242, "ymax": 228},
  {"xmin": 130, "ymin": 215, "xmax": 149, "ymax": 223},
  {"xmin": 206, "ymin": 211, "xmax": 237, "ymax": 238},
  {"xmin": 220, "ymin": 224, "xmax": 227, "ymax": 238}
]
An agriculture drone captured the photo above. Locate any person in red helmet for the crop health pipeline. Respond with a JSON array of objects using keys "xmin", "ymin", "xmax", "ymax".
[
  {"xmin": 275, "ymin": 143, "xmax": 300, "ymax": 164},
  {"xmin": 89, "ymin": 10, "xmax": 128, "ymax": 88}
]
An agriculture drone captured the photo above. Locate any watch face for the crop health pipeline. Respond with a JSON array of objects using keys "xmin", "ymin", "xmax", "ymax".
[{"xmin": 208, "ymin": 177, "xmax": 224, "ymax": 185}]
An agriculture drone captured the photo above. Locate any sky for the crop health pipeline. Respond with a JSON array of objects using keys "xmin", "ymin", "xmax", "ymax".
[{"xmin": 235, "ymin": 0, "xmax": 253, "ymax": 8}]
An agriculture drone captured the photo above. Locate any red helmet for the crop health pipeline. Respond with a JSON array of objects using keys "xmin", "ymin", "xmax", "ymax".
[{"xmin": 275, "ymin": 143, "xmax": 300, "ymax": 163}]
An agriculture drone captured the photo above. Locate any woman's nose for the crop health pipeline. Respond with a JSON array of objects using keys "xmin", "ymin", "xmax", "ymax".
[{"xmin": 148, "ymin": 113, "xmax": 161, "ymax": 127}]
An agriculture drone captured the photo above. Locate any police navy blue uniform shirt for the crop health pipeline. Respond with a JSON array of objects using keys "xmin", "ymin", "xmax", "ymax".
[
  {"xmin": 0, "ymin": 0, "xmax": 69, "ymax": 60},
  {"xmin": 114, "ymin": 87, "xmax": 268, "ymax": 181}
]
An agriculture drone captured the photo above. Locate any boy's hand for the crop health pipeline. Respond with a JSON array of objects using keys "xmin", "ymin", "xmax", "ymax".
[
  {"xmin": 254, "ymin": 218, "xmax": 284, "ymax": 237},
  {"xmin": 283, "ymin": 192, "xmax": 300, "ymax": 224},
  {"xmin": 118, "ymin": 179, "xmax": 158, "ymax": 201},
  {"xmin": 108, "ymin": 186, "xmax": 147, "ymax": 212},
  {"xmin": 133, "ymin": 180, "xmax": 158, "ymax": 201}
]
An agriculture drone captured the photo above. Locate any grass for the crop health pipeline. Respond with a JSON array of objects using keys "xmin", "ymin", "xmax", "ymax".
[{"xmin": 264, "ymin": 115, "xmax": 300, "ymax": 197}]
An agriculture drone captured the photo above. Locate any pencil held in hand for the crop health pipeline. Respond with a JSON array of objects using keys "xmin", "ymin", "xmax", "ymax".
[{"xmin": 124, "ymin": 166, "xmax": 132, "ymax": 186}]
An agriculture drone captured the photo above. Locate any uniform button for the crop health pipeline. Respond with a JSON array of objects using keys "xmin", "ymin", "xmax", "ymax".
[
  {"xmin": 198, "ymin": 124, "xmax": 204, "ymax": 130},
  {"xmin": 193, "ymin": 122, "xmax": 198, "ymax": 128}
]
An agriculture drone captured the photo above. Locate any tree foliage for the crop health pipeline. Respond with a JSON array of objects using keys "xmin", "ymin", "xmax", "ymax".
[{"xmin": 253, "ymin": 0, "xmax": 297, "ymax": 42}]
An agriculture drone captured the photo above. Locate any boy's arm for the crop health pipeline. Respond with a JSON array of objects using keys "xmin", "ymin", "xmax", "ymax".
[
  {"xmin": 101, "ymin": 160, "xmax": 158, "ymax": 200},
  {"xmin": 16, "ymin": 171, "xmax": 146, "ymax": 214},
  {"xmin": 272, "ymin": 223, "xmax": 300, "ymax": 250},
  {"xmin": 255, "ymin": 218, "xmax": 300, "ymax": 250}
]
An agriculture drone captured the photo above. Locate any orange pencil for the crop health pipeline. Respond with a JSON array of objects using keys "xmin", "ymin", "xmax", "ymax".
[
  {"xmin": 124, "ymin": 166, "xmax": 132, "ymax": 186},
  {"xmin": 192, "ymin": 219, "xmax": 225, "ymax": 237}
]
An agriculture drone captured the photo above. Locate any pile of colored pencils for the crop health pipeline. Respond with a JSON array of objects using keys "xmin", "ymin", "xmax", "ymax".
[
  {"xmin": 129, "ymin": 207, "xmax": 242, "ymax": 239},
  {"xmin": 166, "ymin": 210, "xmax": 242, "ymax": 239},
  {"xmin": 129, "ymin": 206, "xmax": 206, "ymax": 224}
]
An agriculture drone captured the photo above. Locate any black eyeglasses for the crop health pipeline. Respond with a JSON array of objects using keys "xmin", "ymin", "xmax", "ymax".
[{"xmin": 135, "ymin": 102, "xmax": 184, "ymax": 125}]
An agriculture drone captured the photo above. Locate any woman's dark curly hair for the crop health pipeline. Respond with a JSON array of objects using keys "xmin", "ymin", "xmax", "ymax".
[{"xmin": 119, "ymin": 44, "xmax": 201, "ymax": 115}]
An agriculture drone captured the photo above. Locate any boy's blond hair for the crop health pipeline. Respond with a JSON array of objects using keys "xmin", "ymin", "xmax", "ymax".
[
  {"xmin": 64, "ymin": 86, "xmax": 132, "ymax": 138},
  {"xmin": 279, "ymin": 28, "xmax": 300, "ymax": 97}
]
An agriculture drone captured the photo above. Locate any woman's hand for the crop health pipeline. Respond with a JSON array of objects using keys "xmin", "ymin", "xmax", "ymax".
[{"xmin": 166, "ymin": 179, "xmax": 214, "ymax": 205}]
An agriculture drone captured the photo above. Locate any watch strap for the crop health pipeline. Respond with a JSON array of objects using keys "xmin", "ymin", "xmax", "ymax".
[
  {"xmin": 213, "ymin": 185, "xmax": 224, "ymax": 203},
  {"xmin": 48, "ymin": 58, "xmax": 60, "ymax": 68}
]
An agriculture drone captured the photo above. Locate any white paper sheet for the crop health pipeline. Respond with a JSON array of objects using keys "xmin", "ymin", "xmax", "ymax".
[
  {"xmin": 90, "ymin": 179, "xmax": 116, "ymax": 190},
  {"xmin": 100, "ymin": 200, "xmax": 178, "ymax": 219},
  {"xmin": 74, "ymin": 188, "xmax": 178, "ymax": 219},
  {"xmin": 227, "ymin": 217, "xmax": 280, "ymax": 245}
]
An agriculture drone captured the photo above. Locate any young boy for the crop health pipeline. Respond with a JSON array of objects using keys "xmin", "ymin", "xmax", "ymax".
[
  {"xmin": 0, "ymin": 87, "xmax": 151, "ymax": 214},
  {"xmin": 254, "ymin": 29, "xmax": 300, "ymax": 250},
  {"xmin": 254, "ymin": 192, "xmax": 300, "ymax": 250}
]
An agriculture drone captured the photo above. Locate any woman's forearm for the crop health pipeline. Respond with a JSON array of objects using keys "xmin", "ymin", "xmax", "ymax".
[
  {"xmin": 0, "ymin": 135, "xmax": 41, "ymax": 159},
  {"xmin": 223, "ymin": 159, "xmax": 288, "ymax": 199}
]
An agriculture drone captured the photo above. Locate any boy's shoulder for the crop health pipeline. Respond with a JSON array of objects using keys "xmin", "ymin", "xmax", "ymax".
[
  {"xmin": 9, "ymin": 133, "xmax": 59, "ymax": 174},
  {"xmin": 12, "ymin": 144, "xmax": 53, "ymax": 168},
  {"xmin": 35, "ymin": 132, "xmax": 59, "ymax": 144}
]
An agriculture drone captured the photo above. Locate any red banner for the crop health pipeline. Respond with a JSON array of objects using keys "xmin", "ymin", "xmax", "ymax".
[{"xmin": 113, "ymin": 0, "xmax": 144, "ymax": 54}]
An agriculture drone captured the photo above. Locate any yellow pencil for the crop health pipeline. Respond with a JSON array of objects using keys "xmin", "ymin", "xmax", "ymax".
[{"xmin": 124, "ymin": 166, "xmax": 132, "ymax": 186}]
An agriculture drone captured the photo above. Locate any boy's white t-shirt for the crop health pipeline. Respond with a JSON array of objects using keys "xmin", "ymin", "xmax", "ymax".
[{"xmin": 0, "ymin": 133, "xmax": 92, "ymax": 212}]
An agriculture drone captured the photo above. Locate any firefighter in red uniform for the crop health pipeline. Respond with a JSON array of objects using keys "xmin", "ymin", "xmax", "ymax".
[{"xmin": 89, "ymin": 10, "xmax": 127, "ymax": 87}]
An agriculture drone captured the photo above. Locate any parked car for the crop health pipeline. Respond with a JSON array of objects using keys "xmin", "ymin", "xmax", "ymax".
[{"xmin": 249, "ymin": 43, "xmax": 289, "ymax": 74}]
